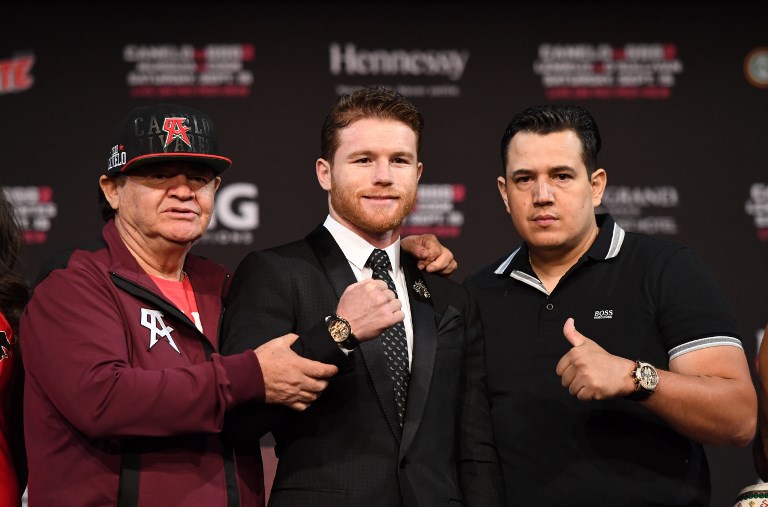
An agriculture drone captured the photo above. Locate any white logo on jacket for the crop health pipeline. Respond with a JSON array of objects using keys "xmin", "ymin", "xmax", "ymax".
[
  {"xmin": 594, "ymin": 310, "xmax": 613, "ymax": 320},
  {"xmin": 141, "ymin": 309, "xmax": 180, "ymax": 354}
]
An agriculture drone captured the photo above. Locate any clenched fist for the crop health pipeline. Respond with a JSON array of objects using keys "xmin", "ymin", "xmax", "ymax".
[{"xmin": 335, "ymin": 278, "xmax": 404, "ymax": 341}]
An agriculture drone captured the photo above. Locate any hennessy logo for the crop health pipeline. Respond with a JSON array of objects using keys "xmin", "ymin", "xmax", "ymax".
[
  {"xmin": 162, "ymin": 117, "xmax": 192, "ymax": 148},
  {"xmin": 329, "ymin": 42, "xmax": 470, "ymax": 81},
  {"xmin": 141, "ymin": 309, "xmax": 181, "ymax": 354}
]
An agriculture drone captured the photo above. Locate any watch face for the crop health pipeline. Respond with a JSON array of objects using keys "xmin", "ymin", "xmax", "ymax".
[
  {"xmin": 328, "ymin": 319, "xmax": 350, "ymax": 343},
  {"xmin": 637, "ymin": 363, "xmax": 659, "ymax": 390}
]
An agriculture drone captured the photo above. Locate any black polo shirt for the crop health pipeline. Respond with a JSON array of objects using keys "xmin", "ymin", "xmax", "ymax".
[{"xmin": 465, "ymin": 213, "xmax": 743, "ymax": 506}]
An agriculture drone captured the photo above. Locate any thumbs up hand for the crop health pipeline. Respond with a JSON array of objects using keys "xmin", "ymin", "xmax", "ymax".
[{"xmin": 555, "ymin": 318, "xmax": 637, "ymax": 401}]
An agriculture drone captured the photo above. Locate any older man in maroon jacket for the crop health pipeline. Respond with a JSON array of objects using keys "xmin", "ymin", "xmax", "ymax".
[{"xmin": 19, "ymin": 103, "xmax": 325, "ymax": 506}]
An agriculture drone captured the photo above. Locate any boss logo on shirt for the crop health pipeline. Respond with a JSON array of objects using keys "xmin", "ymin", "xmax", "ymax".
[
  {"xmin": 141, "ymin": 309, "xmax": 181, "ymax": 354},
  {"xmin": 594, "ymin": 310, "xmax": 614, "ymax": 320}
]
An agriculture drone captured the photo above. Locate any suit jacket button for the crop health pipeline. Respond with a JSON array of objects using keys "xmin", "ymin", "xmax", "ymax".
[{"xmin": 400, "ymin": 457, "xmax": 409, "ymax": 468}]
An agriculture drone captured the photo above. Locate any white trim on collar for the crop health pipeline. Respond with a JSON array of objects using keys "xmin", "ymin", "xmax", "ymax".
[
  {"xmin": 606, "ymin": 223, "xmax": 625, "ymax": 260},
  {"xmin": 494, "ymin": 247, "xmax": 520, "ymax": 275}
]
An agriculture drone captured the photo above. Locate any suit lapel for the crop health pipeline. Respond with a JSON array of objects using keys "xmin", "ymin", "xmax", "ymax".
[
  {"xmin": 305, "ymin": 225, "xmax": 357, "ymax": 299},
  {"xmin": 399, "ymin": 253, "xmax": 437, "ymax": 455},
  {"xmin": 305, "ymin": 225, "xmax": 402, "ymax": 441},
  {"xmin": 360, "ymin": 339, "xmax": 402, "ymax": 441}
]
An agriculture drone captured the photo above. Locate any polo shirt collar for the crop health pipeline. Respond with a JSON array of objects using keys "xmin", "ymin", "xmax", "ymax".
[{"xmin": 584, "ymin": 213, "xmax": 625, "ymax": 261}]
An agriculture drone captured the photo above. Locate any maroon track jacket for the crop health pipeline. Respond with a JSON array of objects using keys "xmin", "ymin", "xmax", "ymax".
[{"xmin": 20, "ymin": 220, "xmax": 266, "ymax": 507}]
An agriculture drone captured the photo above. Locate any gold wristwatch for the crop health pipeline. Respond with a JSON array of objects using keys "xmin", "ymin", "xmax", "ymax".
[
  {"xmin": 326, "ymin": 314, "xmax": 359, "ymax": 350},
  {"xmin": 627, "ymin": 360, "xmax": 659, "ymax": 400}
]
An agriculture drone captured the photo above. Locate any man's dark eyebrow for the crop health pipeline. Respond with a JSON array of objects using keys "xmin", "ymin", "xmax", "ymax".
[
  {"xmin": 509, "ymin": 166, "xmax": 578, "ymax": 178},
  {"xmin": 345, "ymin": 150, "xmax": 415, "ymax": 159},
  {"xmin": 346, "ymin": 150, "xmax": 374, "ymax": 159},
  {"xmin": 510, "ymin": 168, "xmax": 533, "ymax": 177}
]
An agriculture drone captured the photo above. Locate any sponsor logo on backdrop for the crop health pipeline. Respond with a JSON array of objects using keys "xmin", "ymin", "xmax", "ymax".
[
  {"xmin": 201, "ymin": 182, "xmax": 259, "ymax": 245},
  {"xmin": 330, "ymin": 42, "xmax": 469, "ymax": 98},
  {"xmin": 0, "ymin": 53, "xmax": 35, "ymax": 95},
  {"xmin": 534, "ymin": 43, "xmax": 683, "ymax": 100},
  {"xmin": 600, "ymin": 185, "xmax": 679, "ymax": 235},
  {"xmin": 745, "ymin": 47, "xmax": 768, "ymax": 88},
  {"xmin": 4, "ymin": 186, "xmax": 58, "ymax": 244},
  {"xmin": 401, "ymin": 184, "xmax": 465, "ymax": 238},
  {"xmin": 123, "ymin": 44, "xmax": 255, "ymax": 98},
  {"xmin": 745, "ymin": 182, "xmax": 768, "ymax": 240}
]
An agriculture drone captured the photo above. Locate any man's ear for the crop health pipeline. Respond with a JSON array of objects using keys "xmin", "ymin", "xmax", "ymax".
[
  {"xmin": 590, "ymin": 168, "xmax": 607, "ymax": 207},
  {"xmin": 497, "ymin": 175, "xmax": 511, "ymax": 214},
  {"xmin": 317, "ymin": 158, "xmax": 332, "ymax": 191},
  {"xmin": 99, "ymin": 175, "xmax": 121, "ymax": 212}
]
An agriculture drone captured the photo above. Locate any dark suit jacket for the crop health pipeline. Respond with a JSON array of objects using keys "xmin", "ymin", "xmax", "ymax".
[{"xmin": 220, "ymin": 226, "xmax": 502, "ymax": 507}]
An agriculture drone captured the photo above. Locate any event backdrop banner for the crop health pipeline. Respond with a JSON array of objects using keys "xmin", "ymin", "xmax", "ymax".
[{"xmin": 3, "ymin": 2, "xmax": 767, "ymax": 504}]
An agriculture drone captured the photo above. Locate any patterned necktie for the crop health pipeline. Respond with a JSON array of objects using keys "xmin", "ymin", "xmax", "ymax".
[{"xmin": 367, "ymin": 248, "xmax": 409, "ymax": 427}]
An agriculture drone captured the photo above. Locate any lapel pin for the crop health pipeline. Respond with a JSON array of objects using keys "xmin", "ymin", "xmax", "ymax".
[{"xmin": 413, "ymin": 279, "xmax": 431, "ymax": 299}]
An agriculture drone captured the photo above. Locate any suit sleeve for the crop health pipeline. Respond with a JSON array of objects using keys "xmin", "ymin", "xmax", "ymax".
[
  {"xmin": 219, "ymin": 250, "xmax": 348, "ymax": 448},
  {"xmin": 458, "ymin": 290, "xmax": 505, "ymax": 506}
]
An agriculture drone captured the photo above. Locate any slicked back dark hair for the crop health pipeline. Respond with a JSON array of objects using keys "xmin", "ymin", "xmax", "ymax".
[
  {"xmin": 320, "ymin": 86, "xmax": 424, "ymax": 161},
  {"xmin": 500, "ymin": 104, "xmax": 601, "ymax": 177}
]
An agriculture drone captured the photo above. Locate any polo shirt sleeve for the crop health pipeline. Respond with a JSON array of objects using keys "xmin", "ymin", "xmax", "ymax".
[{"xmin": 653, "ymin": 246, "xmax": 742, "ymax": 359}]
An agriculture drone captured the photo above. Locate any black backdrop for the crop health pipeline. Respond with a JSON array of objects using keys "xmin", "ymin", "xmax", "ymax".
[{"xmin": 3, "ymin": 2, "xmax": 767, "ymax": 504}]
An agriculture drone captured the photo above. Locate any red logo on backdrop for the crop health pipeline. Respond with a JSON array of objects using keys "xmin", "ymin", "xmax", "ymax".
[
  {"xmin": 534, "ymin": 43, "xmax": 683, "ymax": 101},
  {"xmin": 162, "ymin": 118, "xmax": 192, "ymax": 147},
  {"xmin": 0, "ymin": 54, "xmax": 35, "ymax": 95},
  {"xmin": 124, "ymin": 44, "xmax": 255, "ymax": 98},
  {"xmin": 401, "ymin": 184, "xmax": 466, "ymax": 238},
  {"xmin": 38, "ymin": 186, "xmax": 53, "ymax": 203}
]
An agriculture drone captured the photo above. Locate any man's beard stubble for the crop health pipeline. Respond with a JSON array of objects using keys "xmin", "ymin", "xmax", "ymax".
[{"xmin": 329, "ymin": 184, "xmax": 417, "ymax": 234}]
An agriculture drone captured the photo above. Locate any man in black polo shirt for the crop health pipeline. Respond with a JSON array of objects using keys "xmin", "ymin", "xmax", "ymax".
[{"xmin": 465, "ymin": 104, "xmax": 757, "ymax": 506}]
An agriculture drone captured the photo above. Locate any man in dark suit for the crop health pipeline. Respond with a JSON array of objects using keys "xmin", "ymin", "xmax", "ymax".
[{"xmin": 220, "ymin": 86, "xmax": 502, "ymax": 507}]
